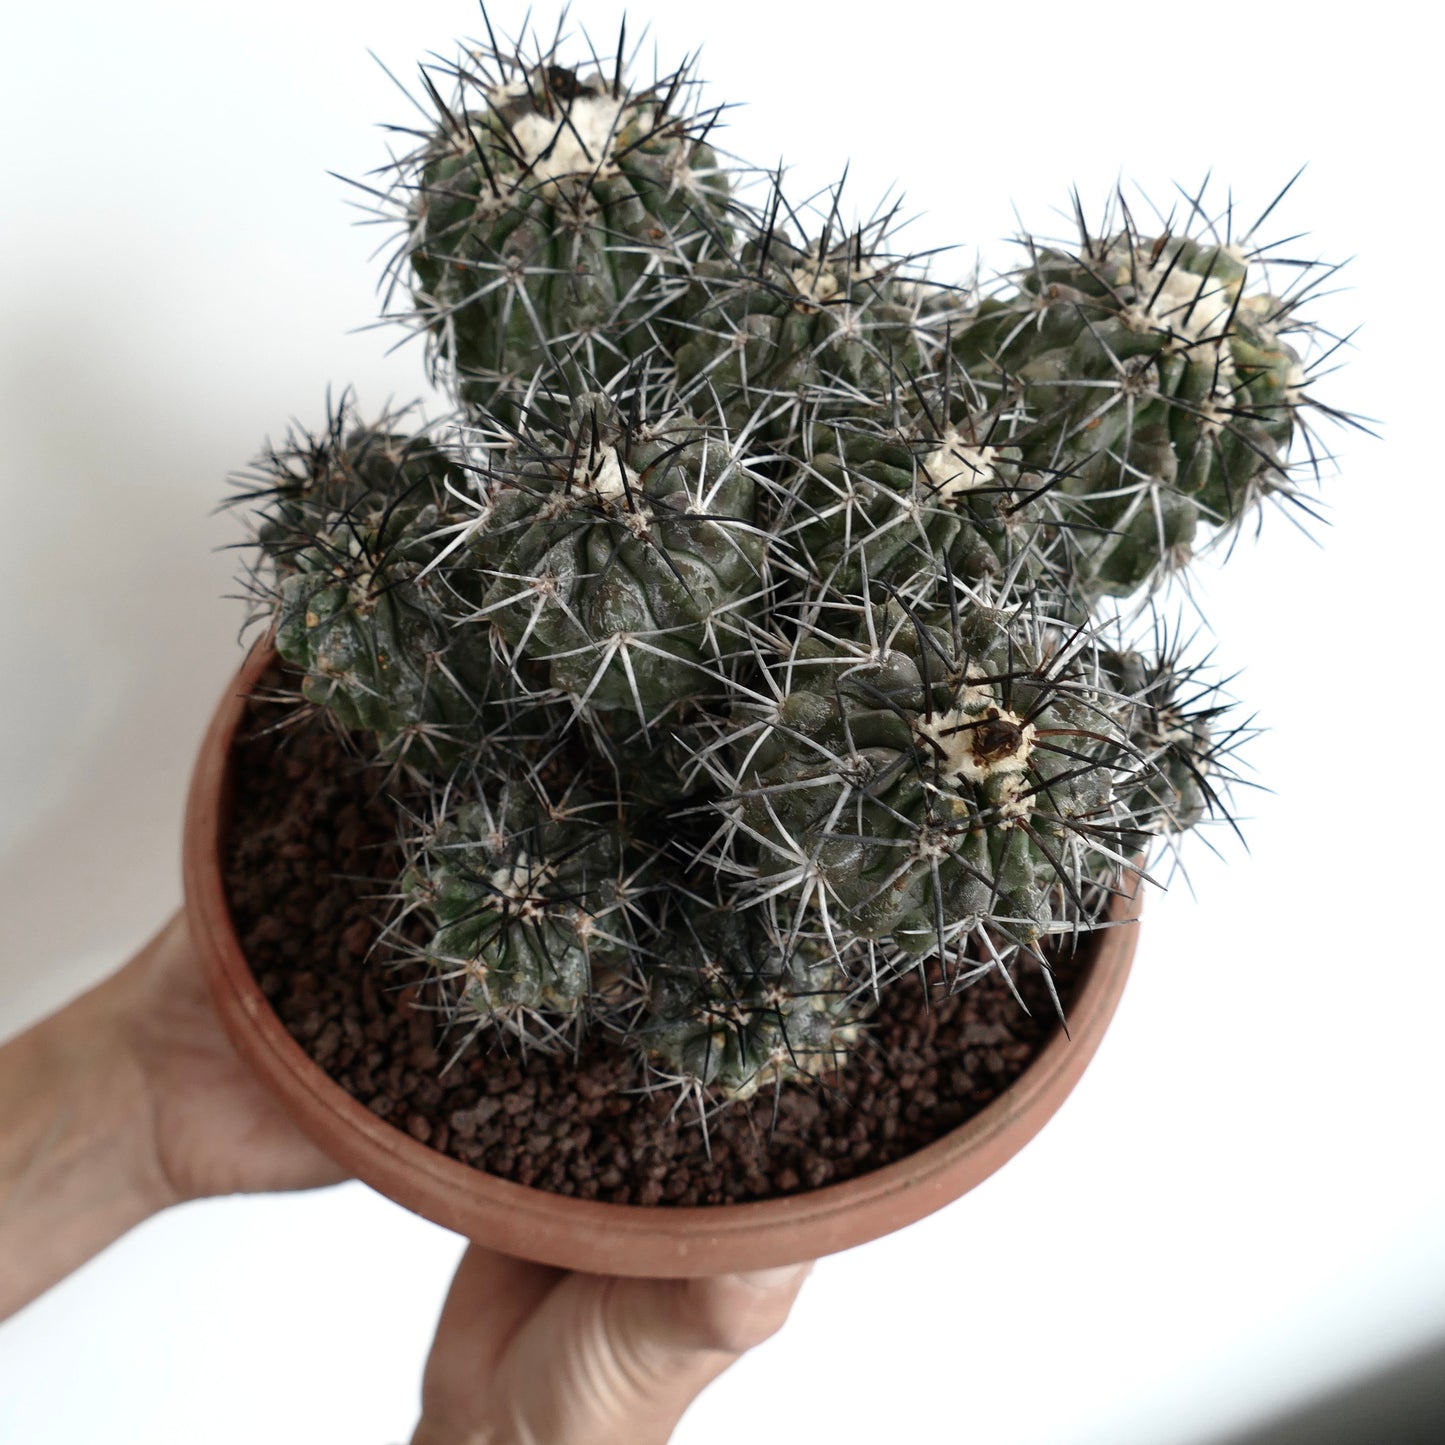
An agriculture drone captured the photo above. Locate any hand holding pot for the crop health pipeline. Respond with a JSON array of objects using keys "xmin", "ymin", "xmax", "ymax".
[
  {"xmin": 0, "ymin": 910, "xmax": 343, "ymax": 1320},
  {"xmin": 411, "ymin": 1245, "xmax": 814, "ymax": 1445},
  {"xmin": 0, "ymin": 910, "xmax": 810, "ymax": 1443},
  {"xmin": 117, "ymin": 909, "xmax": 347, "ymax": 1204}
]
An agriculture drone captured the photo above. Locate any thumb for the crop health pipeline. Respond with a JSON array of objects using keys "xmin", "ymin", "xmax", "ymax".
[{"xmin": 498, "ymin": 1262, "xmax": 815, "ymax": 1445}]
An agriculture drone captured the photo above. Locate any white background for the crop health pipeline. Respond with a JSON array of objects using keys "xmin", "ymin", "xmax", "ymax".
[{"xmin": 1, "ymin": 2, "xmax": 1440, "ymax": 1441}]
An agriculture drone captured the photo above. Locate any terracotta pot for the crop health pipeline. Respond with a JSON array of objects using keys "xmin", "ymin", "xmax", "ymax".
[{"xmin": 184, "ymin": 642, "xmax": 1141, "ymax": 1278}]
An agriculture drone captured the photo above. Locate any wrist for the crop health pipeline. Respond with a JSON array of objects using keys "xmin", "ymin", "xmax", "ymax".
[
  {"xmin": 0, "ymin": 965, "xmax": 170, "ymax": 1318},
  {"xmin": 84, "ymin": 947, "xmax": 188, "ymax": 1215}
]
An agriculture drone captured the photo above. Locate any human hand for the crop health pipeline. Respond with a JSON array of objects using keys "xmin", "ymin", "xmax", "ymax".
[
  {"xmin": 411, "ymin": 1246, "xmax": 815, "ymax": 1445},
  {"xmin": 0, "ymin": 909, "xmax": 345, "ymax": 1318},
  {"xmin": 115, "ymin": 909, "xmax": 347, "ymax": 1206}
]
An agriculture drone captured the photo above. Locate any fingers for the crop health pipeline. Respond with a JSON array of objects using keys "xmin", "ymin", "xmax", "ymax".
[
  {"xmin": 114, "ymin": 909, "xmax": 350, "ymax": 1203},
  {"xmin": 414, "ymin": 1245, "xmax": 567, "ymax": 1444},
  {"xmin": 651, "ymin": 1266, "xmax": 818, "ymax": 1358},
  {"xmin": 486, "ymin": 1262, "xmax": 815, "ymax": 1445},
  {"xmin": 411, "ymin": 1257, "xmax": 814, "ymax": 1445}
]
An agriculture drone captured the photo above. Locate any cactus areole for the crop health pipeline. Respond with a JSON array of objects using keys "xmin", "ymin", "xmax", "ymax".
[{"xmin": 194, "ymin": 15, "xmax": 1348, "ymax": 1261}]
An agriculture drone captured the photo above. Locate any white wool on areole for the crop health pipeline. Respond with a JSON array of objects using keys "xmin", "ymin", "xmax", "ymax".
[
  {"xmin": 487, "ymin": 80, "xmax": 630, "ymax": 185},
  {"xmin": 915, "ymin": 700, "xmax": 1036, "ymax": 783},
  {"xmin": 922, "ymin": 429, "xmax": 999, "ymax": 503}
]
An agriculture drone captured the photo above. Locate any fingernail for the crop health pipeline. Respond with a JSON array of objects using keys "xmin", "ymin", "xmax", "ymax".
[{"xmin": 735, "ymin": 1261, "xmax": 815, "ymax": 1290}]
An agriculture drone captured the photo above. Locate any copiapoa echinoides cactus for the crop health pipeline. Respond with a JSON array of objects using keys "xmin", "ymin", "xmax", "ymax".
[{"xmin": 232, "ymin": 14, "xmax": 1351, "ymax": 1118}]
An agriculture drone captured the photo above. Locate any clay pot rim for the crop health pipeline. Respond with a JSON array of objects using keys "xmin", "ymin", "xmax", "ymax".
[{"xmin": 185, "ymin": 642, "xmax": 1140, "ymax": 1275}]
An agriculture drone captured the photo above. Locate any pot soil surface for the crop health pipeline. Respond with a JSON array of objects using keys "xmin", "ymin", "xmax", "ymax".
[{"xmin": 224, "ymin": 681, "xmax": 1091, "ymax": 1207}]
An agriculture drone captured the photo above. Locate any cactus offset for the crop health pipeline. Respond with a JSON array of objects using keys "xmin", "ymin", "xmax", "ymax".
[
  {"xmin": 944, "ymin": 196, "xmax": 1323, "ymax": 600},
  {"xmin": 392, "ymin": 43, "xmax": 732, "ymax": 420},
  {"xmin": 462, "ymin": 389, "xmax": 765, "ymax": 724},
  {"xmin": 239, "ymin": 403, "xmax": 498, "ymax": 769}
]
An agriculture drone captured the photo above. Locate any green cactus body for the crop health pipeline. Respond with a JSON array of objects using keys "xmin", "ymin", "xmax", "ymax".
[
  {"xmin": 243, "ymin": 408, "xmax": 450, "ymax": 561},
  {"xmin": 780, "ymin": 417, "xmax": 1046, "ymax": 601},
  {"xmin": 640, "ymin": 906, "xmax": 859, "ymax": 1099},
  {"xmin": 404, "ymin": 789, "xmax": 635, "ymax": 1033},
  {"xmin": 236, "ymin": 20, "xmax": 1338, "ymax": 1107},
  {"xmin": 1102, "ymin": 646, "xmax": 1227, "ymax": 846},
  {"xmin": 732, "ymin": 603, "xmax": 1138, "ymax": 958},
  {"xmin": 466, "ymin": 395, "xmax": 765, "ymax": 724},
  {"xmin": 403, "ymin": 62, "xmax": 732, "ymax": 418},
  {"xmin": 671, "ymin": 232, "xmax": 929, "ymax": 442},
  {"xmin": 949, "ymin": 231, "xmax": 1308, "ymax": 597},
  {"xmin": 253, "ymin": 418, "xmax": 496, "ymax": 770}
]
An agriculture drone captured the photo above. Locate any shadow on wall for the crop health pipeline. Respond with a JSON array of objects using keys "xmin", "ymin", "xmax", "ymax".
[
  {"xmin": 0, "ymin": 308, "xmax": 245, "ymax": 1022},
  {"xmin": 1213, "ymin": 1330, "xmax": 1445, "ymax": 1445}
]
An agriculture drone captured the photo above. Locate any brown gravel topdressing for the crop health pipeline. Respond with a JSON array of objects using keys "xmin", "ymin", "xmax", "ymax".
[{"xmin": 224, "ymin": 687, "xmax": 1092, "ymax": 1207}]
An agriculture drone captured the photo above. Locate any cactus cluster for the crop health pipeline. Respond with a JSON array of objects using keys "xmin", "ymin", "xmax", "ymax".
[{"xmin": 235, "ymin": 18, "xmax": 1344, "ymax": 1111}]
